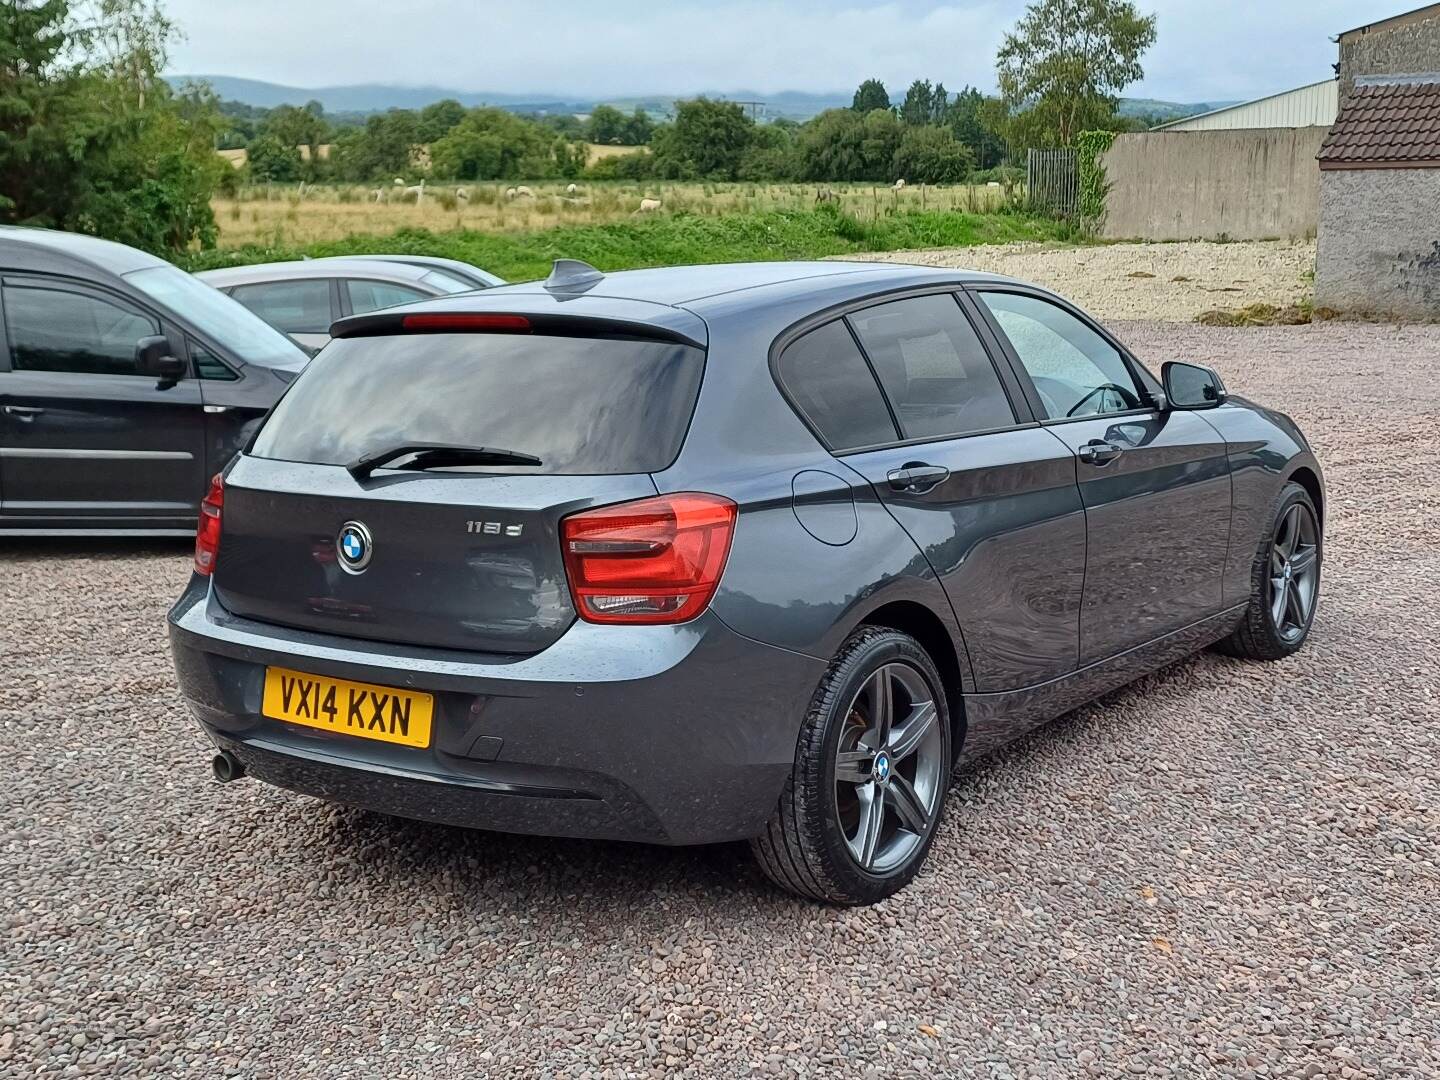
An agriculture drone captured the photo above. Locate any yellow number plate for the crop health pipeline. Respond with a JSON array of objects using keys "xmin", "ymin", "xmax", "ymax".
[{"xmin": 262, "ymin": 667, "xmax": 434, "ymax": 748}]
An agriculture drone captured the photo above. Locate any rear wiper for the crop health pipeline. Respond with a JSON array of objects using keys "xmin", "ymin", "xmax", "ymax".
[{"xmin": 346, "ymin": 442, "xmax": 542, "ymax": 480}]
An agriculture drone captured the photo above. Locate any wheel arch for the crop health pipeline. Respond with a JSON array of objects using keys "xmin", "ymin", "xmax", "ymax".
[
  {"xmin": 857, "ymin": 599, "xmax": 967, "ymax": 758},
  {"xmin": 1286, "ymin": 464, "xmax": 1324, "ymax": 527}
]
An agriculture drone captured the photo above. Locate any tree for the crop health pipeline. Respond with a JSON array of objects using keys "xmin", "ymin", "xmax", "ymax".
[
  {"xmin": 650, "ymin": 97, "xmax": 752, "ymax": 180},
  {"xmin": 996, "ymin": 0, "xmax": 1157, "ymax": 148},
  {"xmin": 585, "ymin": 103, "xmax": 627, "ymax": 144},
  {"xmin": 900, "ymin": 79, "xmax": 949, "ymax": 126},
  {"xmin": 429, "ymin": 107, "xmax": 579, "ymax": 180},
  {"xmin": 417, "ymin": 98, "xmax": 465, "ymax": 143},
  {"xmin": 892, "ymin": 126, "xmax": 974, "ymax": 184},
  {"xmin": 331, "ymin": 109, "xmax": 419, "ymax": 180},
  {"xmin": 851, "ymin": 78, "xmax": 891, "ymax": 114},
  {"xmin": 622, "ymin": 107, "xmax": 654, "ymax": 145},
  {"xmin": 258, "ymin": 102, "xmax": 328, "ymax": 177},
  {"xmin": 0, "ymin": 0, "xmax": 224, "ymax": 252},
  {"xmin": 797, "ymin": 107, "xmax": 902, "ymax": 182},
  {"xmin": 246, "ymin": 133, "xmax": 300, "ymax": 181},
  {"xmin": 947, "ymin": 85, "xmax": 1007, "ymax": 169}
]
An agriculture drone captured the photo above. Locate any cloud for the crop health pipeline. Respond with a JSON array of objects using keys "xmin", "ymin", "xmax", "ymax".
[{"xmin": 166, "ymin": 0, "xmax": 1407, "ymax": 104}]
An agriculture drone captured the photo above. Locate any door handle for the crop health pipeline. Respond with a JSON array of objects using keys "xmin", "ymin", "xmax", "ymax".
[
  {"xmin": 203, "ymin": 405, "xmax": 231, "ymax": 414},
  {"xmin": 887, "ymin": 463, "xmax": 950, "ymax": 494},
  {"xmin": 1078, "ymin": 440, "xmax": 1123, "ymax": 465},
  {"xmin": 3, "ymin": 405, "xmax": 44, "ymax": 421}
]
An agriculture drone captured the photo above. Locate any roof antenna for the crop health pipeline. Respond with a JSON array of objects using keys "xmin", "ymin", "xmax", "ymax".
[{"xmin": 544, "ymin": 258, "xmax": 605, "ymax": 292}]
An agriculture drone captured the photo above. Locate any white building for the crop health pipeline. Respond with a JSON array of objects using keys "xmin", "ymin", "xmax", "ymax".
[{"xmin": 1154, "ymin": 79, "xmax": 1340, "ymax": 131}]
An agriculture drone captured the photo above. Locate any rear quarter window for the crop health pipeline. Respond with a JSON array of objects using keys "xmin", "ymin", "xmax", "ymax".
[
  {"xmin": 250, "ymin": 332, "xmax": 705, "ymax": 475},
  {"xmin": 775, "ymin": 320, "xmax": 899, "ymax": 451}
]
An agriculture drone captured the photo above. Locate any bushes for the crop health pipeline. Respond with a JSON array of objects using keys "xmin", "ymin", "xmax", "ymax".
[{"xmin": 893, "ymin": 127, "xmax": 974, "ymax": 184}]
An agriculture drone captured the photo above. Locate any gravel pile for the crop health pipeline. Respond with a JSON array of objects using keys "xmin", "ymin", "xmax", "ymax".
[
  {"xmin": 2, "ymin": 321, "xmax": 1436, "ymax": 1078},
  {"xmin": 840, "ymin": 240, "xmax": 1318, "ymax": 322}
]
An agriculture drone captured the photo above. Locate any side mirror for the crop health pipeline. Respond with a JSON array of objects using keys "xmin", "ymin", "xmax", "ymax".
[
  {"xmin": 1162, "ymin": 361, "xmax": 1227, "ymax": 410},
  {"xmin": 135, "ymin": 336, "xmax": 186, "ymax": 387}
]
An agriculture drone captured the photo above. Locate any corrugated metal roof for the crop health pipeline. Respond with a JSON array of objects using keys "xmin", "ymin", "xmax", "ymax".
[
  {"xmin": 1155, "ymin": 80, "xmax": 1338, "ymax": 131},
  {"xmin": 1318, "ymin": 78, "xmax": 1440, "ymax": 167}
]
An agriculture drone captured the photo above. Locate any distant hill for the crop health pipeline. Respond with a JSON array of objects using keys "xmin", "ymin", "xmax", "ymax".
[{"xmin": 170, "ymin": 75, "xmax": 1234, "ymax": 125}]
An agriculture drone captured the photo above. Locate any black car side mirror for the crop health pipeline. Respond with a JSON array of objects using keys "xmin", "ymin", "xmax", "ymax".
[
  {"xmin": 135, "ymin": 336, "xmax": 186, "ymax": 388},
  {"xmin": 1162, "ymin": 361, "xmax": 1227, "ymax": 410}
]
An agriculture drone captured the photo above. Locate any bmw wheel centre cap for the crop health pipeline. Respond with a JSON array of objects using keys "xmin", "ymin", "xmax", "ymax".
[
  {"xmin": 337, "ymin": 521, "xmax": 373, "ymax": 574},
  {"xmin": 873, "ymin": 751, "xmax": 891, "ymax": 785}
]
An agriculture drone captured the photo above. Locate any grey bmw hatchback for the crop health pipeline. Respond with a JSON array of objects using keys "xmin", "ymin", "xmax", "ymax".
[{"xmin": 169, "ymin": 259, "xmax": 1325, "ymax": 904}]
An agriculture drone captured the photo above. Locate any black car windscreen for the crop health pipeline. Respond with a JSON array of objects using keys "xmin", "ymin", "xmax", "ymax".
[{"xmin": 249, "ymin": 333, "xmax": 706, "ymax": 475}]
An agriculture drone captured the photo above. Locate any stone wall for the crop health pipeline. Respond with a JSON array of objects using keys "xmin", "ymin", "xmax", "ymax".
[
  {"xmin": 1316, "ymin": 168, "xmax": 1440, "ymax": 319},
  {"xmin": 1339, "ymin": 11, "xmax": 1440, "ymax": 97},
  {"xmin": 1100, "ymin": 128, "xmax": 1326, "ymax": 242}
]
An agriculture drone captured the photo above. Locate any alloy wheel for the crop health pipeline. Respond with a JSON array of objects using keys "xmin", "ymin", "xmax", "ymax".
[
  {"xmin": 833, "ymin": 662, "xmax": 945, "ymax": 874},
  {"xmin": 1269, "ymin": 502, "xmax": 1319, "ymax": 642}
]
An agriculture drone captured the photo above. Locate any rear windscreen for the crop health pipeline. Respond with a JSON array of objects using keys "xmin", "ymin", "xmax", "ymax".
[{"xmin": 250, "ymin": 333, "xmax": 705, "ymax": 475}]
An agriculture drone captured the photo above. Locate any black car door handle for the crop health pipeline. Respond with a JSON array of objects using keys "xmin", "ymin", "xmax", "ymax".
[
  {"xmin": 887, "ymin": 463, "xmax": 950, "ymax": 494},
  {"xmin": 1078, "ymin": 440, "xmax": 1123, "ymax": 465},
  {"xmin": 3, "ymin": 405, "xmax": 44, "ymax": 420}
]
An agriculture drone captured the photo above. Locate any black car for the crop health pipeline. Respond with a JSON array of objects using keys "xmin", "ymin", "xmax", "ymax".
[
  {"xmin": 169, "ymin": 259, "xmax": 1325, "ymax": 904},
  {"xmin": 0, "ymin": 227, "xmax": 309, "ymax": 535}
]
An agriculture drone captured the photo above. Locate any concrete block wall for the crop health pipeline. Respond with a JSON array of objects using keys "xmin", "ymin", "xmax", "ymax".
[
  {"xmin": 1100, "ymin": 128, "xmax": 1327, "ymax": 242},
  {"xmin": 1340, "ymin": 13, "xmax": 1440, "ymax": 98},
  {"xmin": 1316, "ymin": 168, "xmax": 1440, "ymax": 319}
]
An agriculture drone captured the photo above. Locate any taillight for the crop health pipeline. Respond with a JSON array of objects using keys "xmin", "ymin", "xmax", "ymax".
[
  {"xmin": 561, "ymin": 493, "xmax": 737, "ymax": 624},
  {"xmin": 194, "ymin": 473, "xmax": 224, "ymax": 576}
]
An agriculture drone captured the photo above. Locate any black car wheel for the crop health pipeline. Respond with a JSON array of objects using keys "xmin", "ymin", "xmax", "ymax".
[
  {"xmin": 752, "ymin": 627, "xmax": 951, "ymax": 905},
  {"xmin": 1217, "ymin": 481, "xmax": 1321, "ymax": 661}
]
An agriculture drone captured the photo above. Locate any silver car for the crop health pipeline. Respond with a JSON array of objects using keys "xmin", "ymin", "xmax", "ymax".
[{"xmin": 195, "ymin": 257, "xmax": 495, "ymax": 353}]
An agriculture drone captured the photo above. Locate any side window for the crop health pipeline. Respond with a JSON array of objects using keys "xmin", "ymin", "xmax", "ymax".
[
  {"xmin": 191, "ymin": 340, "xmax": 238, "ymax": 381},
  {"xmin": 847, "ymin": 293, "xmax": 1015, "ymax": 440},
  {"xmin": 976, "ymin": 292, "xmax": 1142, "ymax": 419},
  {"xmin": 775, "ymin": 320, "xmax": 899, "ymax": 451},
  {"xmin": 230, "ymin": 279, "xmax": 333, "ymax": 335},
  {"xmin": 345, "ymin": 279, "xmax": 428, "ymax": 315},
  {"xmin": 4, "ymin": 285, "xmax": 159, "ymax": 377}
]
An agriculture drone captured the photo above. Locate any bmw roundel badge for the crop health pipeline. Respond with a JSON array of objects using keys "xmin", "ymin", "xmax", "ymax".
[{"xmin": 336, "ymin": 521, "xmax": 374, "ymax": 574}]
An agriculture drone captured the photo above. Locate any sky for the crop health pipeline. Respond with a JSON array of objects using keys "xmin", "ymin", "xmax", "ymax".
[{"xmin": 164, "ymin": 1, "xmax": 1408, "ymax": 104}]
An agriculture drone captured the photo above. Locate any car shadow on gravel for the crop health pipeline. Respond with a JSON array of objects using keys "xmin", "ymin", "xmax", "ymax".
[{"xmin": 308, "ymin": 803, "xmax": 772, "ymax": 913}]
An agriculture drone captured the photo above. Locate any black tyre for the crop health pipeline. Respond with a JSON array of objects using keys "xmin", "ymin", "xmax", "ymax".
[
  {"xmin": 1216, "ymin": 481, "xmax": 1322, "ymax": 661},
  {"xmin": 751, "ymin": 627, "xmax": 951, "ymax": 905}
]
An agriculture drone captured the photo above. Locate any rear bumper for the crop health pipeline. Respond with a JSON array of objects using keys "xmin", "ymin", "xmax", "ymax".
[{"xmin": 168, "ymin": 581, "xmax": 824, "ymax": 845}]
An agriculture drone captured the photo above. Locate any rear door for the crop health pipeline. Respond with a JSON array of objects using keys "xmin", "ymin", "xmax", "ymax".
[
  {"xmin": 228, "ymin": 277, "xmax": 337, "ymax": 354},
  {"xmin": 781, "ymin": 291, "xmax": 1087, "ymax": 692},
  {"xmin": 972, "ymin": 288, "xmax": 1232, "ymax": 664},
  {"xmin": 214, "ymin": 325, "xmax": 706, "ymax": 655},
  {"xmin": 0, "ymin": 275, "xmax": 205, "ymax": 529}
]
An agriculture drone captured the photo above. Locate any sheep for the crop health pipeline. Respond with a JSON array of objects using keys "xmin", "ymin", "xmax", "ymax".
[
  {"xmin": 505, "ymin": 187, "xmax": 518, "ymax": 199},
  {"xmin": 393, "ymin": 177, "xmax": 405, "ymax": 187},
  {"xmin": 815, "ymin": 187, "xmax": 838, "ymax": 203},
  {"xmin": 402, "ymin": 179, "xmax": 425, "ymax": 204},
  {"xmin": 986, "ymin": 181, "xmax": 1002, "ymax": 188},
  {"xmin": 514, "ymin": 185, "xmax": 535, "ymax": 198},
  {"xmin": 455, "ymin": 187, "xmax": 470, "ymax": 201},
  {"xmin": 635, "ymin": 197, "xmax": 662, "ymax": 214},
  {"xmin": 892, "ymin": 178, "xmax": 906, "ymax": 191},
  {"xmin": 371, "ymin": 188, "xmax": 384, "ymax": 203},
  {"xmin": 566, "ymin": 183, "xmax": 578, "ymax": 195}
]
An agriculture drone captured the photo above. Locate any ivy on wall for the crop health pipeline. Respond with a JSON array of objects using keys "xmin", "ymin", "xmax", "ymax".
[{"xmin": 1076, "ymin": 130, "xmax": 1117, "ymax": 233}]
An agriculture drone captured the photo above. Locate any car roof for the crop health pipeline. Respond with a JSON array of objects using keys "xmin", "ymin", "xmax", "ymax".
[
  {"xmin": 0, "ymin": 225, "xmax": 171, "ymax": 278},
  {"xmin": 195, "ymin": 258, "xmax": 441, "ymax": 287},
  {"xmin": 328, "ymin": 254, "xmax": 504, "ymax": 286},
  {"xmin": 487, "ymin": 260, "xmax": 1021, "ymax": 308}
]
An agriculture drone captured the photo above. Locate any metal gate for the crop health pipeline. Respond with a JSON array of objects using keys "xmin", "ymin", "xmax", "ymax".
[{"xmin": 1027, "ymin": 148, "xmax": 1078, "ymax": 217}]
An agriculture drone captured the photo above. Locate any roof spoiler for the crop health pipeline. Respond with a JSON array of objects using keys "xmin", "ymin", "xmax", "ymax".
[{"xmin": 329, "ymin": 308, "xmax": 702, "ymax": 348}]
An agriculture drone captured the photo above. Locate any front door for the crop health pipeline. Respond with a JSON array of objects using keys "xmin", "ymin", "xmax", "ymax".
[
  {"xmin": 801, "ymin": 291, "xmax": 1089, "ymax": 693},
  {"xmin": 0, "ymin": 276, "xmax": 206, "ymax": 529},
  {"xmin": 972, "ymin": 289, "xmax": 1232, "ymax": 665}
]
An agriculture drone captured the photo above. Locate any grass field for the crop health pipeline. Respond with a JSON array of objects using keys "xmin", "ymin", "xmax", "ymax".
[
  {"xmin": 211, "ymin": 180, "xmax": 1013, "ymax": 248},
  {"xmin": 186, "ymin": 202, "xmax": 1068, "ymax": 283}
]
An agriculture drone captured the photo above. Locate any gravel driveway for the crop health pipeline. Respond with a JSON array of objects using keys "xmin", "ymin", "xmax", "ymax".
[
  {"xmin": 841, "ymin": 240, "xmax": 1318, "ymax": 322},
  {"xmin": 2, "ymin": 321, "xmax": 1436, "ymax": 1078}
]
